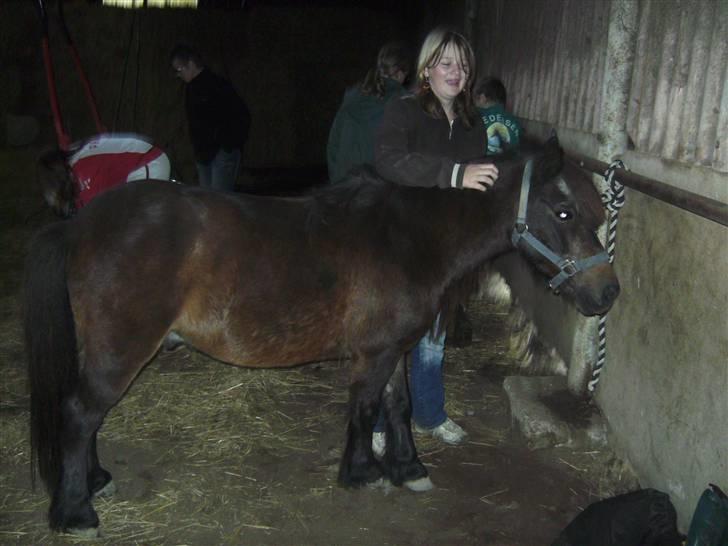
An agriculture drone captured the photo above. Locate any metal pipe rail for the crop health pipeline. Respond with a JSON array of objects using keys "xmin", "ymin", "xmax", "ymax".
[{"xmin": 569, "ymin": 151, "xmax": 728, "ymax": 228}]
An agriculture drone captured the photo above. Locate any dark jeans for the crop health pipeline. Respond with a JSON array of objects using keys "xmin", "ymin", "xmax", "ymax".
[{"xmin": 196, "ymin": 148, "xmax": 240, "ymax": 191}]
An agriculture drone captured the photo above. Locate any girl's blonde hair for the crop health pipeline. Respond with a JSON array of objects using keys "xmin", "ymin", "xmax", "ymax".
[{"xmin": 414, "ymin": 27, "xmax": 478, "ymax": 128}]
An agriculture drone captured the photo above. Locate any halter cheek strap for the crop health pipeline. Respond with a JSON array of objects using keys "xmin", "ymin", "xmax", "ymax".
[{"xmin": 511, "ymin": 159, "xmax": 610, "ymax": 291}]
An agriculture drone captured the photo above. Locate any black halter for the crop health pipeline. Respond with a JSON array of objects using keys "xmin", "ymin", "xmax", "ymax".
[{"xmin": 511, "ymin": 159, "xmax": 610, "ymax": 291}]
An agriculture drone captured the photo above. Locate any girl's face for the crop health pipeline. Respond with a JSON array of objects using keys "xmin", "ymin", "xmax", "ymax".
[{"xmin": 425, "ymin": 43, "xmax": 470, "ymax": 108}]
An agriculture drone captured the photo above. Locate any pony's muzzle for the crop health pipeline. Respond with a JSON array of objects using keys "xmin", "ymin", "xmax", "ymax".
[
  {"xmin": 572, "ymin": 272, "xmax": 620, "ymax": 316},
  {"xmin": 600, "ymin": 281, "xmax": 620, "ymax": 310}
]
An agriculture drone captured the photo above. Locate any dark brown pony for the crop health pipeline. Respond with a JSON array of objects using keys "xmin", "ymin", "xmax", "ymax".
[
  {"xmin": 24, "ymin": 136, "xmax": 619, "ymax": 536},
  {"xmin": 37, "ymin": 149, "xmax": 77, "ymax": 218}
]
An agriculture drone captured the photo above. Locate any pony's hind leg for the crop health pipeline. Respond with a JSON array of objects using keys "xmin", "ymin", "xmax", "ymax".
[
  {"xmin": 381, "ymin": 357, "xmax": 431, "ymax": 491},
  {"xmin": 88, "ymin": 430, "xmax": 116, "ymax": 498},
  {"xmin": 338, "ymin": 350, "xmax": 399, "ymax": 488},
  {"xmin": 48, "ymin": 390, "xmax": 109, "ymax": 536},
  {"xmin": 50, "ymin": 357, "xmax": 141, "ymax": 535}
]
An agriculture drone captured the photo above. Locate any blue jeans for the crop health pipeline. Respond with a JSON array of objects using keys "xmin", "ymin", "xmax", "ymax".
[
  {"xmin": 375, "ymin": 320, "xmax": 447, "ymax": 432},
  {"xmin": 196, "ymin": 148, "xmax": 240, "ymax": 191},
  {"xmin": 409, "ymin": 327, "xmax": 448, "ymax": 428}
]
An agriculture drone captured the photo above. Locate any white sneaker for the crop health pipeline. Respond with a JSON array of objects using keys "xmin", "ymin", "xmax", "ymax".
[
  {"xmin": 415, "ymin": 418, "xmax": 467, "ymax": 445},
  {"xmin": 372, "ymin": 431, "xmax": 386, "ymax": 458}
]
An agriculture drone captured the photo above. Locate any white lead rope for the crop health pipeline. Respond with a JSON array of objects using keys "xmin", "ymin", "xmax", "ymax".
[{"xmin": 588, "ymin": 159, "xmax": 627, "ymax": 394}]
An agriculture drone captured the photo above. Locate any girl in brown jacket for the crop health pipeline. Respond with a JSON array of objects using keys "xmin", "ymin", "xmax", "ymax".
[{"xmin": 372, "ymin": 27, "xmax": 499, "ymax": 453}]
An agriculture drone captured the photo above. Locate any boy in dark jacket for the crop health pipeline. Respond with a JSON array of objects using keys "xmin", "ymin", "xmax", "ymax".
[{"xmin": 171, "ymin": 44, "xmax": 250, "ymax": 191}]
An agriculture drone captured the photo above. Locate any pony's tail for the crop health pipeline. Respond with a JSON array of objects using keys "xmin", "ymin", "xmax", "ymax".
[{"xmin": 23, "ymin": 222, "xmax": 78, "ymax": 493}]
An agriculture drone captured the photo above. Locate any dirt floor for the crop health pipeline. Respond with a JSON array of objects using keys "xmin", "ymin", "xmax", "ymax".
[{"xmin": 0, "ymin": 148, "xmax": 637, "ymax": 545}]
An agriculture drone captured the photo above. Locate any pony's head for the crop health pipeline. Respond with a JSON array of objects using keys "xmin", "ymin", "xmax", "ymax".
[
  {"xmin": 512, "ymin": 136, "xmax": 619, "ymax": 316},
  {"xmin": 37, "ymin": 150, "xmax": 77, "ymax": 218}
]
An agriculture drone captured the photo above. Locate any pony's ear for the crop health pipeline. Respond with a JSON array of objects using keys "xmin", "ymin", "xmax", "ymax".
[
  {"xmin": 38, "ymin": 149, "xmax": 70, "ymax": 172},
  {"xmin": 539, "ymin": 132, "xmax": 564, "ymax": 179},
  {"xmin": 36, "ymin": 148, "xmax": 74, "ymax": 197}
]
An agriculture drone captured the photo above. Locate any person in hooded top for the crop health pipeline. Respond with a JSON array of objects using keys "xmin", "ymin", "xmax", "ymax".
[{"xmin": 327, "ymin": 41, "xmax": 411, "ymax": 184}]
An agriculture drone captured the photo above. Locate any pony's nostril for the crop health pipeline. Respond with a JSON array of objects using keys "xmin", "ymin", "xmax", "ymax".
[{"xmin": 602, "ymin": 283, "xmax": 620, "ymax": 305}]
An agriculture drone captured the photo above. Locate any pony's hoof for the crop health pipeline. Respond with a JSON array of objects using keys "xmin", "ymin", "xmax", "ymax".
[
  {"xmin": 404, "ymin": 476, "xmax": 434, "ymax": 492},
  {"xmin": 65, "ymin": 526, "xmax": 100, "ymax": 538},
  {"xmin": 93, "ymin": 479, "xmax": 117, "ymax": 498},
  {"xmin": 366, "ymin": 477, "xmax": 393, "ymax": 494},
  {"xmin": 338, "ymin": 460, "xmax": 384, "ymax": 489}
]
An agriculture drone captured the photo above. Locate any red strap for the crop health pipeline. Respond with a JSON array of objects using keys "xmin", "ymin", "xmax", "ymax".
[{"xmin": 42, "ymin": 38, "xmax": 71, "ymax": 151}]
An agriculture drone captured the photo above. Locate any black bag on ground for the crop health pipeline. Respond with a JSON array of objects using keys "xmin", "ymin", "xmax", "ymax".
[
  {"xmin": 686, "ymin": 484, "xmax": 728, "ymax": 546},
  {"xmin": 551, "ymin": 488, "xmax": 683, "ymax": 546}
]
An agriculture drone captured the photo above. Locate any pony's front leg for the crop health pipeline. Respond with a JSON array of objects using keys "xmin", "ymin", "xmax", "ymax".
[
  {"xmin": 381, "ymin": 357, "xmax": 432, "ymax": 491},
  {"xmin": 337, "ymin": 351, "xmax": 397, "ymax": 488},
  {"xmin": 49, "ymin": 394, "xmax": 105, "ymax": 537}
]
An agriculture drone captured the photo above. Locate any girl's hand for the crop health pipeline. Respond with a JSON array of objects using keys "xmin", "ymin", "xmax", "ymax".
[{"xmin": 462, "ymin": 163, "xmax": 499, "ymax": 191}]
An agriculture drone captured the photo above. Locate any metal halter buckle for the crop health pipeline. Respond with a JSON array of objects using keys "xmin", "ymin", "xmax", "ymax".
[{"xmin": 561, "ymin": 259, "xmax": 578, "ymax": 277}]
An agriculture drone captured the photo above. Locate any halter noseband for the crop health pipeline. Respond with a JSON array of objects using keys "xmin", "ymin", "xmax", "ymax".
[{"xmin": 511, "ymin": 159, "xmax": 609, "ymax": 291}]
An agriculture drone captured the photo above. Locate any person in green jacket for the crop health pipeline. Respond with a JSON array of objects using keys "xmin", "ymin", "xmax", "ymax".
[
  {"xmin": 326, "ymin": 41, "xmax": 411, "ymax": 184},
  {"xmin": 474, "ymin": 77, "xmax": 522, "ymax": 156}
]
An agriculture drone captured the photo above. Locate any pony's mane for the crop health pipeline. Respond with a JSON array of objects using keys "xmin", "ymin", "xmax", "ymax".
[
  {"xmin": 303, "ymin": 139, "xmax": 602, "ymax": 235},
  {"xmin": 304, "ymin": 166, "xmax": 399, "ymax": 232}
]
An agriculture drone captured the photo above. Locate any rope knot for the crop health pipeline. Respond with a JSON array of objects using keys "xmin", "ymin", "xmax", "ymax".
[{"xmin": 601, "ymin": 159, "xmax": 627, "ymax": 212}]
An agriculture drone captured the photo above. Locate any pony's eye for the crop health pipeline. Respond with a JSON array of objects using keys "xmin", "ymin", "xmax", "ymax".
[{"xmin": 557, "ymin": 210, "xmax": 573, "ymax": 221}]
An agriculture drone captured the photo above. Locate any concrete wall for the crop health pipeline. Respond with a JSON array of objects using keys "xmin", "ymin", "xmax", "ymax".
[
  {"xmin": 468, "ymin": 0, "xmax": 728, "ymax": 529},
  {"xmin": 598, "ymin": 185, "xmax": 728, "ymax": 528}
]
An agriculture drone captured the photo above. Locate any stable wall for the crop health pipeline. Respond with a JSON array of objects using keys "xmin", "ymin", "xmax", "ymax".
[
  {"xmin": 599, "ymin": 181, "xmax": 728, "ymax": 526},
  {"xmin": 469, "ymin": 0, "xmax": 727, "ymax": 529}
]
